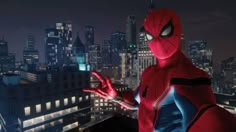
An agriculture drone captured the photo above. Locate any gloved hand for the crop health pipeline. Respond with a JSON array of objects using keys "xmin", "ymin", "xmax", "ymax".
[{"xmin": 83, "ymin": 70, "xmax": 118, "ymax": 99}]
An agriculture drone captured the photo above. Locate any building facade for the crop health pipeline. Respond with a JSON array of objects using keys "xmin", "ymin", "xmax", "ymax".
[
  {"xmin": 85, "ymin": 25, "xmax": 94, "ymax": 52},
  {"xmin": 137, "ymin": 32, "xmax": 157, "ymax": 82},
  {"xmin": 88, "ymin": 44, "xmax": 101, "ymax": 71},
  {"xmin": 188, "ymin": 40, "xmax": 213, "ymax": 76},
  {"xmin": 0, "ymin": 39, "xmax": 15, "ymax": 74},
  {"xmin": 0, "ymin": 67, "xmax": 91, "ymax": 132},
  {"xmin": 110, "ymin": 31, "xmax": 126, "ymax": 67},
  {"xmin": 220, "ymin": 57, "xmax": 236, "ymax": 94},
  {"xmin": 45, "ymin": 23, "xmax": 73, "ymax": 68}
]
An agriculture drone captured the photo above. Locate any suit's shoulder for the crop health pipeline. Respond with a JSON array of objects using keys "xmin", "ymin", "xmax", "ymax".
[
  {"xmin": 141, "ymin": 65, "xmax": 158, "ymax": 78},
  {"xmin": 176, "ymin": 58, "xmax": 210, "ymax": 79}
]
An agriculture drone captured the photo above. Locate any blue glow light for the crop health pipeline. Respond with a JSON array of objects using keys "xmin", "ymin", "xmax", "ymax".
[{"xmin": 79, "ymin": 64, "xmax": 86, "ymax": 71}]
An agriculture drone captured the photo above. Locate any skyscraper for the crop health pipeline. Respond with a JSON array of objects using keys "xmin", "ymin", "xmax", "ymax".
[
  {"xmin": 25, "ymin": 35, "xmax": 35, "ymax": 50},
  {"xmin": 101, "ymin": 40, "xmax": 112, "ymax": 67},
  {"xmin": 85, "ymin": 25, "xmax": 94, "ymax": 52},
  {"xmin": 73, "ymin": 33, "xmax": 85, "ymax": 64},
  {"xmin": 45, "ymin": 22, "xmax": 73, "ymax": 68},
  {"xmin": 72, "ymin": 33, "xmax": 90, "ymax": 71},
  {"xmin": 0, "ymin": 38, "xmax": 8, "ymax": 56},
  {"xmin": 220, "ymin": 57, "xmax": 236, "ymax": 94},
  {"xmin": 56, "ymin": 22, "xmax": 73, "ymax": 64},
  {"xmin": 188, "ymin": 40, "xmax": 213, "ymax": 76},
  {"xmin": 126, "ymin": 15, "xmax": 138, "ymax": 84},
  {"xmin": 137, "ymin": 32, "xmax": 157, "ymax": 82},
  {"xmin": 0, "ymin": 38, "xmax": 15, "ymax": 73},
  {"xmin": 45, "ymin": 28, "xmax": 60, "ymax": 67},
  {"xmin": 126, "ymin": 15, "xmax": 137, "ymax": 52},
  {"xmin": 23, "ymin": 35, "xmax": 39, "ymax": 70},
  {"xmin": 88, "ymin": 44, "xmax": 101, "ymax": 71},
  {"xmin": 110, "ymin": 31, "xmax": 126, "ymax": 66}
]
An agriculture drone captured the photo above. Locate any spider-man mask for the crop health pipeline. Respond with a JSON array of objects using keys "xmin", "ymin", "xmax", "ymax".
[{"xmin": 143, "ymin": 9, "xmax": 182, "ymax": 59}]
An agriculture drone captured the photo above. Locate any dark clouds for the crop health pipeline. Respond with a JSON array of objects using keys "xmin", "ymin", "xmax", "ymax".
[{"xmin": 0, "ymin": 0, "xmax": 235, "ymax": 65}]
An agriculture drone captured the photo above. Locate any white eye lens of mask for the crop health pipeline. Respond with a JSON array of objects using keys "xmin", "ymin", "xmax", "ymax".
[
  {"xmin": 146, "ymin": 33, "xmax": 153, "ymax": 41},
  {"xmin": 160, "ymin": 25, "xmax": 172, "ymax": 37}
]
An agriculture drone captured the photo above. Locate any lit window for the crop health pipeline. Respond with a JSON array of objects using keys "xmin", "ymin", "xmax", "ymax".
[
  {"xmin": 55, "ymin": 100, "xmax": 60, "ymax": 108},
  {"xmin": 79, "ymin": 97, "xmax": 82, "ymax": 102},
  {"xmin": 24, "ymin": 107, "xmax": 31, "ymax": 116},
  {"xmin": 46, "ymin": 102, "xmax": 51, "ymax": 110},
  {"xmin": 100, "ymin": 99, "xmax": 103, "ymax": 102},
  {"xmin": 71, "ymin": 96, "xmax": 76, "ymax": 104},
  {"xmin": 36, "ymin": 104, "xmax": 41, "ymax": 113},
  {"xmin": 95, "ymin": 104, "xmax": 99, "ymax": 106},
  {"xmin": 100, "ymin": 103, "xmax": 103, "ymax": 106},
  {"xmin": 86, "ymin": 95, "xmax": 89, "ymax": 100},
  {"xmin": 64, "ymin": 98, "xmax": 68, "ymax": 106}
]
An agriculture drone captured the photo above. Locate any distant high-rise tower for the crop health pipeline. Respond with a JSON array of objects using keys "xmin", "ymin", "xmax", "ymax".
[
  {"xmin": 85, "ymin": 25, "xmax": 94, "ymax": 52},
  {"xmin": 45, "ymin": 28, "xmax": 60, "ymax": 67},
  {"xmin": 126, "ymin": 15, "xmax": 137, "ymax": 52},
  {"xmin": 188, "ymin": 40, "xmax": 213, "ymax": 76},
  {"xmin": 0, "ymin": 39, "xmax": 15, "ymax": 73},
  {"xmin": 88, "ymin": 44, "xmax": 101, "ymax": 71},
  {"xmin": 56, "ymin": 22, "xmax": 73, "ymax": 63},
  {"xmin": 220, "ymin": 57, "xmax": 236, "ymax": 94},
  {"xmin": 26, "ymin": 35, "xmax": 35, "ymax": 50},
  {"xmin": 73, "ymin": 33, "xmax": 90, "ymax": 71},
  {"xmin": 73, "ymin": 33, "xmax": 85, "ymax": 64},
  {"xmin": 110, "ymin": 31, "xmax": 126, "ymax": 67},
  {"xmin": 137, "ymin": 32, "xmax": 157, "ymax": 82},
  {"xmin": 45, "ymin": 22, "xmax": 73, "ymax": 68},
  {"xmin": 0, "ymin": 38, "xmax": 8, "ymax": 56},
  {"xmin": 23, "ymin": 35, "xmax": 39, "ymax": 67},
  {"xmin": 101, "ymin": 40, "xmax": 112, "ymax": 67}
]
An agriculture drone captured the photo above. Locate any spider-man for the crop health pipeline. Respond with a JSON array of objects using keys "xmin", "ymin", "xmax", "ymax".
[{"xmin": 84, "ymin": 8, "xmax": 236, "ymax": 132}]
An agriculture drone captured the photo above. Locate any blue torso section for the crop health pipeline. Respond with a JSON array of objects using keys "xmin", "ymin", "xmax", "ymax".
[{"xmin": 154, "ymin": 88, "xmax": 197, "ymax": 132}]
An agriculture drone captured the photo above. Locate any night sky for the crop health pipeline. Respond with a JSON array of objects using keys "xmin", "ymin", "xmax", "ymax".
[{"xmin": 0, "ymin": 0, "xmax": 235, "ymax": 67}]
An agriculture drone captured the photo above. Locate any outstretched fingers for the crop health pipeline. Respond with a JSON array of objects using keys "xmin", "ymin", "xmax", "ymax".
[
  {"xmin": 83, "ymin": 88, "xmax": 97, "ymax": 93},
  {"xmin": 91, "ymin": 71, "xmax": 105, "ymax": 85},
  {"xmin": 83, "ymin": 88, "xmax": 108, "ymax": 99}
]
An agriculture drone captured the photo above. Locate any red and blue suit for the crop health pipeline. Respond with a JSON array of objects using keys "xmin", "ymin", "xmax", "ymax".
[{"xmin": 83, "ymin": 8, "xmax": 236, "ymax": 132}]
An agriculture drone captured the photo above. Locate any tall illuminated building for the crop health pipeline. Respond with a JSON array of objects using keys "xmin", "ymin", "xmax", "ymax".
[
  {"xmin": 45, "ymin": 22, "xmax": 73, "ymax": 68},
  {"xmin": 220, "ymin": 57, "xmax": 236, "ymax": 94},
  {"xmin": 188, "ymin": 40, "xmax": 213, "ymax": 76},
  {"xmin": 137, "ymin": 32, "xmax": 157, "ymax": 82},
  {"xmin": 23, "ymin": 35, "xmax": 39, "ymax": 71},
  {"xmin": 88, "ymin": 44, "xmax": 101, "ymax": 71},
  {"xmin": 56, "ymin": 22, "xmax": 73, "ymax": 64}
]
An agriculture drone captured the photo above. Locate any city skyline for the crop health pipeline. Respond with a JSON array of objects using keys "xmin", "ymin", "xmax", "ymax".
[{"xmin": 0, "ymin": 0, "xmax": 235, "ymax": 65}]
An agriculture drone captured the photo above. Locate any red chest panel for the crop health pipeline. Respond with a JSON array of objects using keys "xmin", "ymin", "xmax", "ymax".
[{"xmin": 138, "ymin": 67, "xmax": 172, "ymax": 132}]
